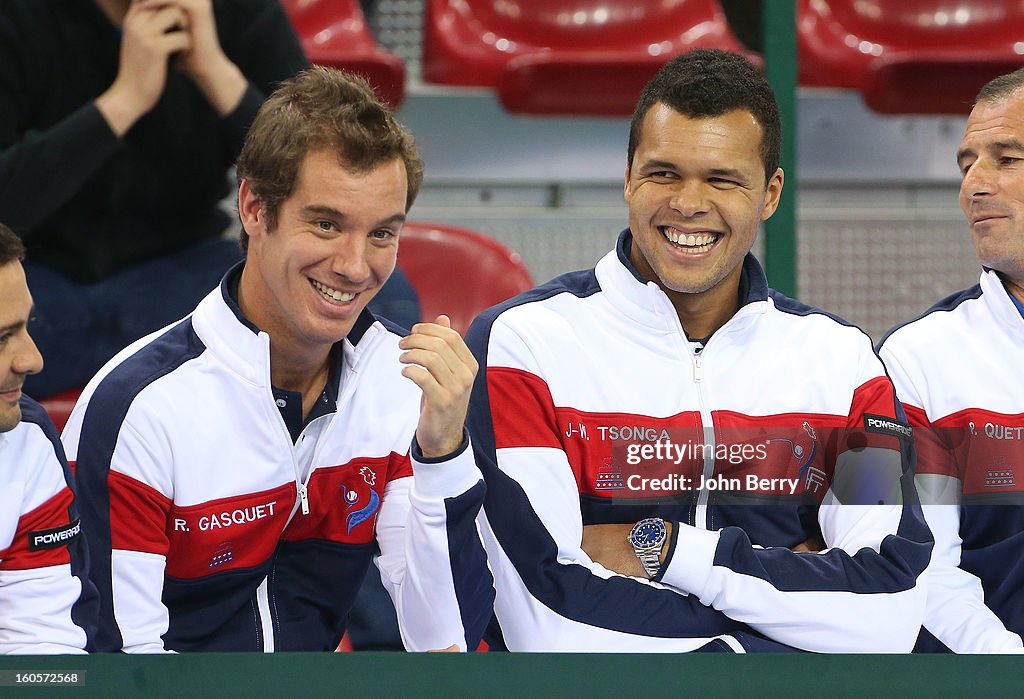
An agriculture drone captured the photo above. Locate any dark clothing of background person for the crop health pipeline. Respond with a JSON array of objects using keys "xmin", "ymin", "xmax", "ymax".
[{"xmin": 0, "ymin": 0, "xmax": 420, "ymax": 398}]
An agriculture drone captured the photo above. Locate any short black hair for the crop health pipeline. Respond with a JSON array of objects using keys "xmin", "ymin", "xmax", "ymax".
[
  {"xmin": 976, "ymin": 67, "xmax": 1024, "ymax": 104},
  {"xmin": 628, "ymin": 49, "xmax": 781, "ymax": 183}
]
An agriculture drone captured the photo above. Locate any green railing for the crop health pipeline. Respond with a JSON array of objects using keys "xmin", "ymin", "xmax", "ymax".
[
  {"xmin": 762, "ymin": 0, "xmax": 798, "ymax": 298},
  {"xmin": 1, "ymin": 653, "xmax": 1022, "ymax": 697}
]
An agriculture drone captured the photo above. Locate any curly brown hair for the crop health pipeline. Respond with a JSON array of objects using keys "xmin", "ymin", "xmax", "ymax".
[
  {"xmin": 235, "ymin": 67, "xmax": 423, "ymax": 253},
  {"xmin": 0, "ymin": 223, "xmax": 26, "ymax": 266}
]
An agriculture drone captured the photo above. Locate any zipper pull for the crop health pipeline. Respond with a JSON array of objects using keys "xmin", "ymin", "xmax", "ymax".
[
  {"xmin": 299, "ymin": 483, "xmax": 310, "ymax": 515},
  {"xmin": 693, "ymin": 355, "xmax": 703, "ymax": 383}
]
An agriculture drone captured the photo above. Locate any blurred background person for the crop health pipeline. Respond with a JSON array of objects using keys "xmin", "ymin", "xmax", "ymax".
[{"xmin": 0, "ymin": 0, "xmax": 419, "ymax": 400}]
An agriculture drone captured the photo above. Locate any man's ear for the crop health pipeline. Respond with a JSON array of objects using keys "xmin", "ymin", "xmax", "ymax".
[
  {"xmin": 760, "ymin": 167, "xmax": 785, "ymax": 221},
  {"xmin": 237, "ymin": 179, "xmax": 265, "ymax": 238}
]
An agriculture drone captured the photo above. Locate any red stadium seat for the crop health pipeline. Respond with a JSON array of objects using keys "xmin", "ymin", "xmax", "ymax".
[
  {"xmin": 280, "ymin": 0, "xmax": 406, "ymax": 108},
  {"xmin": 397, "ymin": 222, "xmax": 534, "ymax": 335},
  {"xmin": 798, "ymin": 0, "xmax": 1024, "ymax": 114},
  {"xmin": 422, "ymin": 0, "xmax": 755, "ymax": 116},
  {"xmin": 40, "ymin": 387, "xmax": 82, "ymax": 434}
]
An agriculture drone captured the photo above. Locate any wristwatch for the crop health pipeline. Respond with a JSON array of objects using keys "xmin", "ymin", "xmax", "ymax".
[{"xmin": 628, "ymin": 517, "xmax": 668, "ymax": 579}]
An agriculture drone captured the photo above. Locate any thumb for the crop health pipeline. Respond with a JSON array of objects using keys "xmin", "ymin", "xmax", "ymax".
[{"xmin": 433, "ymin": 314, "xmax": 452, "ymax": 329}]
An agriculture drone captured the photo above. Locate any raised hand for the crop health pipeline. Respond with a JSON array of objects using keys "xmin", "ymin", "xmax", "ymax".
[
  {"xmin": 95, "ymin": 0, "xmax": 192, "ymax": 135},
  {"xmin": 398, "ymin": 316, "xmax": 479, "ymax": 459},
  {"xmin": 170, "ymin": 0, "xmax": 247, "ymax": 116}
]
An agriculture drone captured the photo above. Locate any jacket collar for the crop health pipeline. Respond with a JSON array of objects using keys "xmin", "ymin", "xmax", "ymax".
[
  {"xmin": 981, "ymin": 268, "xmax": 1024, "ymax": 344},
  {"xmin": 189, "ymin": 261, "xmax": 382, "ymax": 387},
  {"xmin": 600, "ymin": 229, "xmax": 770, "ymax": 334}
]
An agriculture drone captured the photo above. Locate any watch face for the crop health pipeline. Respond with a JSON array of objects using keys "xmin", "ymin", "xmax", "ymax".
[{"xmin": 629, "ymin": 518, "xmax": 666, "ymax": 548}]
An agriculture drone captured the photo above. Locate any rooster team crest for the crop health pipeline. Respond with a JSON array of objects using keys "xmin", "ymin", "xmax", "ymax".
[
  {"xmin": 339, "ymin": 467, "xmax": 381, "ymax": 535},
  {"xmin": 360, "ymin": 466, "xmax": 376, "ymax": 486}
]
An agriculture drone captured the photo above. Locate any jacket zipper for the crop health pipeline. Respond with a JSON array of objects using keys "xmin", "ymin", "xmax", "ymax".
[
  {"xmin": 691, "ymin": 347, "xmax": 716, "ymax": 531},
  {"xmin": 255, "ymin": 577, "xmax": 274, "ymax": 652},
  {"xmin": 253, "ymin": 325, "xmax": 378, "ymax": 650},
  {"xmin": 297, "ymin": 354, "xmax": 360, "ymax": 517},
  {"xmin": 679, "ymin": 305, "xmax": 759, "ymax": 530}
]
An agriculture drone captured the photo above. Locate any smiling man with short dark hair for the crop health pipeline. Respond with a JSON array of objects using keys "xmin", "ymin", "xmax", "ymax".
[
  {"xmin": 467, "ymin": 49, "xmax": 932, "ymax": 653},
  {"xmin": 62, "ymin": 68, "xmax": 493, "ymax": 653},
  {"xmin": 0, "ymin": 222, "xmax": 96, "ymax": 654}
]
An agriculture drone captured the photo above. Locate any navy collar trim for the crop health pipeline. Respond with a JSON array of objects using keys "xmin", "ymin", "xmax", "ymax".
[
  {"xmin": 218, "ymin": 261, "xmax": 349, "ymax": 387},
  {"xmin": 738, "ymin": 254, "xmax": 769, "ymax": 306},
  {"xmin": 347, "ymin": 309, "xmax": 376, "ymax": 346},
  {"xmin": 614, "ymin": 229, "xmax": 652, "ymax": 286},
  {"xmin": 320, "ymin": 343, "xmax": 343, "ymax": 407},
  {"xmin": 1011, "ymin": 289, "xmax": 1024, "ymax": 320},
  {"xmin": 985, "ymin": 267, "xmax": 1024, "ymax": 320},
  {"xmin": 220, "ymin": 261, "xmax": 261, "ymax": 335}
]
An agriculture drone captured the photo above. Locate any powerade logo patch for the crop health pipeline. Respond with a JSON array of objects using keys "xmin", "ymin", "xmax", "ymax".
[
  {"xmin": 28, "ymin": 518, "xmax": 81, "ymax": 551},
  {"xmin": 863, "ymin": 414, "xmax": 913, "ymax": 441}
]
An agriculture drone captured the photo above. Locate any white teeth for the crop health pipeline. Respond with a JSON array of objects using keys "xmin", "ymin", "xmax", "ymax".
[
  {"xmin": 311, "ymin": 279, "xmax": 356, "ymax": 303},
  {"xmin": 662, "ymin": 227, "xmax": 718, "ymax": 249}
]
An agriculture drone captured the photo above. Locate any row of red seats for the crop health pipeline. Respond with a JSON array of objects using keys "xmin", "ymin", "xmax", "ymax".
[
  {"xmin": 280, "ymin": 0, "xmax": 406, "ymax": 108},
  {"xmin": 283, "ymin": 0, "xmax": 1024, "ymax": 116},
  {"xmin": 421, "ymin": 0, "xmax": 755, "ymax": 115},
  {"xmin": 798, "ymin": 0, "xmax": 1024, "ymax": 114}
]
